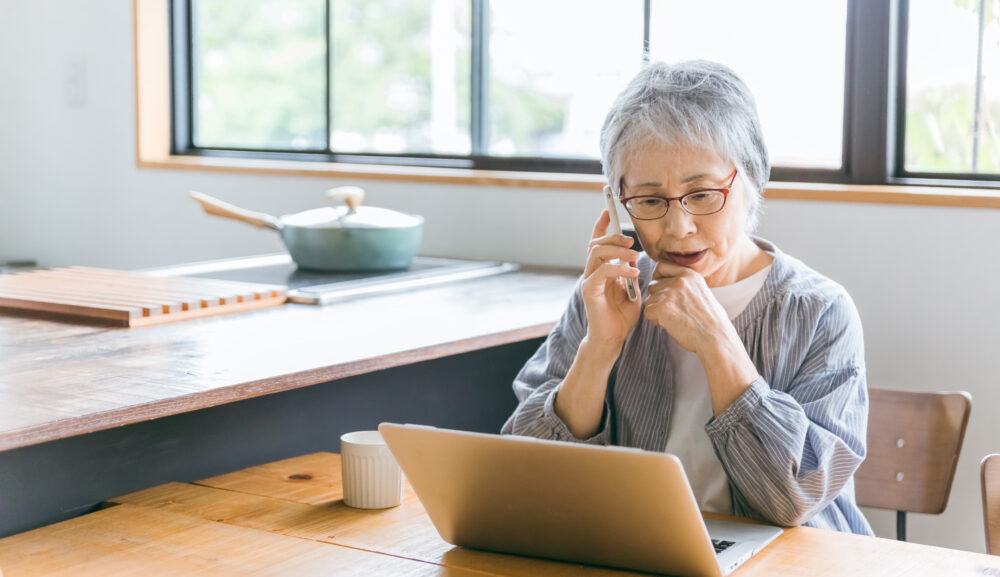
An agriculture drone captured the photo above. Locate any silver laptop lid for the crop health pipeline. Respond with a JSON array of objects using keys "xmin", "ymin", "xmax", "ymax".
[{"xmin": 380, "ymin": 423, "xmax": 729, "ymax": 577}]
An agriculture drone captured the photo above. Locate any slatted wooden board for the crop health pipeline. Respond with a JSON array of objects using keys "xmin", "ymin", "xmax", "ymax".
[{"xmin": 0, "ymin": 266, "xmax": 286, "ymax": 327}]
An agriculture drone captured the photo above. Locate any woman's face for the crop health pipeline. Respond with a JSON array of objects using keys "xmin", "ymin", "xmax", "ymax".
[{"xmin": 620, "ymin": 140, "xmax": 756, "ymax": 287}]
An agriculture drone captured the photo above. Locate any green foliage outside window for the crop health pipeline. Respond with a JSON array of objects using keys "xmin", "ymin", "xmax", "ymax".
[
  {"xmin": 905, "ymin": 0, "xmax": 999, "ymax": 174},
  {"xmin": 194, "ymin": 0, "xmax": 327, "ymax": 150}
]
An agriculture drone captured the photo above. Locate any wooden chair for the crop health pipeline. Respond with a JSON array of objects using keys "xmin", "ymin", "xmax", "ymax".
[
  {"xmin": 982, "ymin": 454, "xmax": 1000, "ymax": 555},
  {"xmin": 854, "ymin": 388, "xmax": 972, "ymax": 541}
]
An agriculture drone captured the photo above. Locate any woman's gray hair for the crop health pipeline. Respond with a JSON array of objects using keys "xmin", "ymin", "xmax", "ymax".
[{"xmin": 600, "ymin": 60, "xmax": 769, "ymax": 231}]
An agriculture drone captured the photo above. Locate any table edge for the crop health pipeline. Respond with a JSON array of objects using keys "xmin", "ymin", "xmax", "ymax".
[{"xmin": 0, "ymin": 322, "xmax": 554, "ymax": 452}]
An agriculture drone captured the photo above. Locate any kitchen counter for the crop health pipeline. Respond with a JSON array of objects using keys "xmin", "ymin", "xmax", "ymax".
[{"xmin": 0, "ymin": 266, "xmax": 579, "ymax": 453}]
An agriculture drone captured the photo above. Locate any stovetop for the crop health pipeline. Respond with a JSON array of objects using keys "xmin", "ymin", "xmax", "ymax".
[{"xmin": 144, "ymin": 254, "xmax": 518, "ymax": 305}]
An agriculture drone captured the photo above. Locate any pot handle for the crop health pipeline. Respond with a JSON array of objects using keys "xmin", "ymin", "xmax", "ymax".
[
  {"xmin": 326, "ymin": 186, "xmax": 365, "ymax": 213},
  {"xmin": 189, "ymin": 191, "xmax": 282, "ymax": 231}
]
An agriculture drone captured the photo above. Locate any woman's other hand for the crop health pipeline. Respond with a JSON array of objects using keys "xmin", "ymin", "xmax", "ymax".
[
  {"xmin": 645, "ymin": 259, "xmax": 759, "ymax": 416},
  {"xmin": 644, "ymin": 259, "xmax": 735, "ymax": 354},
  {"xmin": 581, "ymin": 210, "xmax": 642, "ymax": 354}
]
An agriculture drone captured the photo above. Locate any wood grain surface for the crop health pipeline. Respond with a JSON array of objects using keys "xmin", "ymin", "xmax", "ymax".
[
  {"xmin": 5, "ymin": 452, "xmax": 1000, "ymax": 576},
  {"xmin": 107, "ymin": 452, "xmax": 1000, "ymax": 577},
  {"xmin": 134, "ymin": 455, "xmax": 635, "ymax": 577},
  {"xmin": 0, "ymin": 269, "xmax": 577, "ymax": 452},
  {"xmin": 0, "ymin": 504, "xmax": 479, "ymax": 577}
]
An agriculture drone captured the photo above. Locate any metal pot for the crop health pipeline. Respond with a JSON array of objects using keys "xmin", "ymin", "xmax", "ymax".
[{"xmin": 190, "ymin": 187, "xmax": 423, "ymax": 272}]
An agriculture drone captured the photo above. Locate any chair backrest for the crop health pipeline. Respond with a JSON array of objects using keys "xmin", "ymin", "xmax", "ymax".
[
  {"xmin": 982, "ymin": 454, "xmax": 1000, "ymax": 555},
  {"xmin": 854, "ymin": 388, "xmax": 972, "ymax": 515}
]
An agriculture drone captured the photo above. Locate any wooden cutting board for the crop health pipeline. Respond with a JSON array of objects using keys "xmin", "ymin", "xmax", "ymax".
[{"xmin": 0, "ymin": 266, "xmax": 286, "ymax": 327}]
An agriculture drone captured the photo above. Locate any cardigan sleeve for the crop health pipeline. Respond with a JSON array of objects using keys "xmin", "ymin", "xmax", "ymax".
[
  {"xmin": 500, "ymin": 280, "xmax": 612, "ymax": 444},
  {"xmin": 705, "ymin": 292, "xmax": 869, "ymax": 527}
]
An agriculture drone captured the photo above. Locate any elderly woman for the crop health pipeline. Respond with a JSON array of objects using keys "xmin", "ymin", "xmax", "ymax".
[{"xmin": 501, "ymin": 60, "xmax": 872, "ymax": 535}]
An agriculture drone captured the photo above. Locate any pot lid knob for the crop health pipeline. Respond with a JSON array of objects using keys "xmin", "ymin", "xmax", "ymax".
[{"xmin": 326, "ymin": 186, "xmax": 365, "ymax": 213}]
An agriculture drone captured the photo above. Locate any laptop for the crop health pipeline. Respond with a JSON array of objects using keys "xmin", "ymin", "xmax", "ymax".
[{"xmin": 378, "ymin": 423, "xmax": 783, "ymax": 577}]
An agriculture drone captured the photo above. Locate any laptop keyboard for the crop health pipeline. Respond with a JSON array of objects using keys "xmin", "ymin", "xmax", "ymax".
[{"xmin": 712, "ymin": 539, "xmax": 736, "ymax": 554}]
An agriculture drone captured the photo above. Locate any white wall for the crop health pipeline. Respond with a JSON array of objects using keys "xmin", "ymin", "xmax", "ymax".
[{"xmin": 3, "ymin": 0, "xmax": 1000, "ymax": 554}]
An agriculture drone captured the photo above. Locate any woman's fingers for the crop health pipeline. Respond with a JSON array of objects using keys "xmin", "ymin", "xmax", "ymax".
[
  {"xmin": 646, "ymin": 275, "xmax": 680, "ymax": 298},
  {"xmin": 583, "ymin": 261, "xmax": 640, "ymax": 293},
  {"xmin": 589, "ymin": 233, "xmax": 634, "ymax": 252},
  {"xmin": 591, "ymin": 209, "xmax": 611, "ymax": 240},
  {"xmin": 587, "ymin": 243, "xmax": 639, "ymax": 264},
  {"xmin": 591, "ymin": 211, "xmax": 634, "ymax": 245},
  {"xmin": 648, "ymin": 260, "xmax": 703, "ymax": 301},
  {"xmin": 586, "ymin": 261, "xmax": 640, "ymax": 283},
  {"xmin": 652, "ymin": 258, "xmax": 695, "ymax": 280},
  {"xmin": 585, "ymin": 244, "xmax": 640, "ymax": 276}
]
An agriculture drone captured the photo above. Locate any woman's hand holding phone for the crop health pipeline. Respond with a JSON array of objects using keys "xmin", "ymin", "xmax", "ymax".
[
  {"xmin": 580, "ymin": 209, "xmax": 642, "ymax": 357},
  {"xmin": 553, "ymin": 207, "xmax": 641, "ymax": 440}
]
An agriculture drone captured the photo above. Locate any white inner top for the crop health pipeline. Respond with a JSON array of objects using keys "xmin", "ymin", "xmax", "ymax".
[
  {"xmin": 341, "ymin": 430, "xmax": 386, "ymax": 446},
  {"xmin": 662, "ymin": 264, "xmax": 772, "ymax": 514}
]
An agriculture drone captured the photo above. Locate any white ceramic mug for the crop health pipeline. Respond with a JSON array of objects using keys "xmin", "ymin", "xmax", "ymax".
[{"xmin": 340, "ymin": 430, "xmax": 404, "ymax": 509}]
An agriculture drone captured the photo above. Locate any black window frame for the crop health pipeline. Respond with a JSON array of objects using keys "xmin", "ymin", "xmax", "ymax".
[{"xmin": 169, "ymin": 0, "xmax": 1000, "ymax": 188}]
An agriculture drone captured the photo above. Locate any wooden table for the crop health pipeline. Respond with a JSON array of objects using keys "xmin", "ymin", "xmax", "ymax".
[
  {"xmin": 0, "ymin": 268, "xmax": 578, "ymax": 452},
  {"xmin": 0, "ymin": 266, "xmax": 581, "ymax": 539},
  {"xmin": 2, "ymin": 453, "xmax": 999, "ymax": 576}
]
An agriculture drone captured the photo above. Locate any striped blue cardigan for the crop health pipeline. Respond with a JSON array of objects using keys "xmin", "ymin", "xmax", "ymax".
[{"xmin": 501, "ymin": 237, "xmax": 873, "ymax": 535}]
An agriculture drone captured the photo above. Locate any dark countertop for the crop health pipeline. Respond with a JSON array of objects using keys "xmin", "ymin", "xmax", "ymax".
[{"xmin": 0, "ymin": 266, "xmax": 579, "ymax": 452}]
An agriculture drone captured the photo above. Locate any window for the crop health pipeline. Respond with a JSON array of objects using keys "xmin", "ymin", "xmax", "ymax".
[
  {"xmin": 485, "ymin": 1, "xmax": 643, "ymax": 159},
  {"xmin": 329, "ymin": 0, "xmax": 471, "ymax": 155},
  {"xmin": 192, "ymin": 0, "xmax": 327, "ymax": 151},
  {"xmin": 901, "ymin": 0, "xmax": 1000, "ymax": 178},
  {"xmin": 647, "ymin": 0, "xmax": 847, "ymax": 170},
  {"xmin": 170, "ymin": 0, "xmax": 1000, "ymax": 187}
]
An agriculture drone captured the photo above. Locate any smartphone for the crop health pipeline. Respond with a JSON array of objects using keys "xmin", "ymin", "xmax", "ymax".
[{"xmin": 602, "ymin": 185, "xmax": 639, "ymax": 302}]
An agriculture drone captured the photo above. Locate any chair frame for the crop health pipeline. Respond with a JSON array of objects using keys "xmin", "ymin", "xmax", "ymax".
[
  {"xmin": 982, "ymin": 454, "xmax": 1000, "ymax": 555},
  {"xmin": 854, "ymin": 387, "xmax": 972, "ymax": 541}
]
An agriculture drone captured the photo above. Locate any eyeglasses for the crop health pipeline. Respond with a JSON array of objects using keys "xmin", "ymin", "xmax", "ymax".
[{"xmin": 618, "ymin": 168, "xmax": 738, "ymax": 220}]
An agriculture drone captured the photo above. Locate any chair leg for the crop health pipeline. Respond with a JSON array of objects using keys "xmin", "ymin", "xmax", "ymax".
[{"xmin": 896, "ymin": 511, "xmax": 906, "ymax": 541}]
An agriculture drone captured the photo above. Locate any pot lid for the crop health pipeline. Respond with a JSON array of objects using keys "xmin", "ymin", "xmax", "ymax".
[{"xmin": 282, "ymin": 205, "xmax": 422, "ymax": 229}]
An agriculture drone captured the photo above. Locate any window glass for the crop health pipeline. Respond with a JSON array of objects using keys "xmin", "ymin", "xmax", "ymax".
[
  {"xmin": 905, "ymin": 0, "xmax": 1000, "ymax": 175},
  {"xmin": 192, "ymin": 0, "xmax": 327, "ymax": 150},
  {"xmin": 648, "ymin": 0, "xmax": 848, "ymax": 169},
  {"xmin": 487, "ymin": 0, "xmax": 645, "ymax": 158},
  {"xmin": 183, "ymin": 1, "xmax": 1000, "ymax": 185},
  {"xmin": 330, "ymin": 0, "xmax": 471, "ymax": 154}
]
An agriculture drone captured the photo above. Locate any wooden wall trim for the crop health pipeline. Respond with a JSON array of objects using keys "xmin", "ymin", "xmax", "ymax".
[
  {"xmin": 135, "ymin": 0, "xmax": 170, "ymax": 163},
  {"xmin": 137, "ymin": 155, "xmax": 606, "ymax": 191},
  {"xmin": 765, "ymin": 182, "xmax": 1000, "ymax": 209}
]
